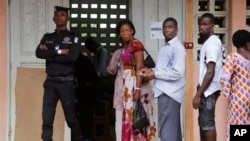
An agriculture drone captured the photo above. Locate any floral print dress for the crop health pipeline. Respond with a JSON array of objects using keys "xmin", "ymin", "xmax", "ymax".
[
  {"xmin": 120, "ymin": 40, "xmax": 156, "ymax": 141},
  {"xmin": 220, "ymin": 53, "xmax": 250, "ymax": 141}
]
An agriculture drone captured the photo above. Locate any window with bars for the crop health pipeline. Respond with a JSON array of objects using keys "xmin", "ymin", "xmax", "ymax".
[
  {"xmin": 247, "ymin": 0, "xmax": 250, "ymax": 29},
  {"xmin": 195, "ymin": 0, "xmax": 228, "ymax": 62},
  {"xmin": 70, "ymin": 0, "xmax": 129, "ymax": 56}
]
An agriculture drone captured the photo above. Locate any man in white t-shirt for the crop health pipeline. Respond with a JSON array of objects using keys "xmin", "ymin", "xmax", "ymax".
[{"xmin": 192, "ymin": 13, "xmax": 223, "ymax": 141}]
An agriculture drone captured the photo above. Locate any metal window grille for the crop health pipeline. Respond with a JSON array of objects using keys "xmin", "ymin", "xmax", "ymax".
[
  {"xmin": 195, "ymin": 0, "xmax": 228, "ymax": 62},
  {"xmin": 70, "ymin": 0, "xmax": 129, "ymax": 56},
  {"xmin": 246, "ymin": 0, "xmax": 250, "ymax": 29}
]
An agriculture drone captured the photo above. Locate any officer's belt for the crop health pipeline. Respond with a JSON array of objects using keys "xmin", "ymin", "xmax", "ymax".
[{"xmin": 47, "ymin": 75, "xmax": 74, "ymax": 82}]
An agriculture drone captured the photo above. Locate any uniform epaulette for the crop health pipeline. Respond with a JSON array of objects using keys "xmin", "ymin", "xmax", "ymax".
[
  {"xmin": 41, "ymin": 32, "xmax": 48, "ymax": 39},
  {"xmin": 44, "ymin": 32, "xmax": 54, "ymax": 35}
]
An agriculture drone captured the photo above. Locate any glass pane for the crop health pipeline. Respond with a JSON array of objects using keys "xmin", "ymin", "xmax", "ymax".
[
  {"xmin": 100, "ymin": 23, "xmax": 107, "ymax": 28},
  {"xmin": 81, "ymin": 4, "xmax": 88, "ymax": 9},
  {"xmin": 110, "ymin": 43, "xmax": 116, "ymax": 46},
  {"xmin": 247, "ymin": 0, "xmax": 250, "ymax": 10},
  {"xmin": 71, "ymin": 14, "xmax": 78, "ymax": 18},
  {"xmin": 71, "ymin": 23, "xmax": 78, "ymax": 28},
  {"xmin": 81, "ymin": 23, "xmax": 87, "ymax": 28},
  {"xmin": 81, "ymin": 14, "xmax": 87, "ymax": 18},
  {"xmin": 110, "ymin": 33, "xmax": 116, "ymax": 37},
  {"xmin": 120, "ymin": 5, "xmax": 126, "ymax": 9},
  {"xmin": 110, "ymin": 24, "xmax": 116, "ymax": 28},
  {"xmin": 90, "ymin": 23, "xmax": 97, "ymax": 28},
  {"xmin": 215, "ymin": 33, "xmax": 225, "ymax": 44},
  {"xmin": 214, "ymin": 17, "xmax": 226, "ymax": 28},
  {"xmin": 90, "ymin": 33, "xmax": 97, "ymax": 37},
  {"xmin": 198, "ymin": 0, "xmax": 209, "ymax": 11},
  {"xmin": 100, "ymin": 33, "xmax": 107, "ymax": 37},
  {"xmin": 101, "ymin": 4, "xmax": 107, "ymax": 9},
  {"xmin": 246, "ymin": 16, "xmax": 250, "ymax": 28},
  {"xmin": 101, "ymin": 42, "xmax": 107, "ymax": 46},
  {"xmin": 90, "ymin": 14, "xmax": 98, "ymax": 19},
  {"xmin": 91, "ymin": 4, "xmax": 98, "ymax": 9},
  {"xmin": 215, "ymin": 0, "xmax": 225, "ymax": 11},
  {"xmin": 110, "ymin": 14, "xmax": 117, "ymax": 19},
  {"xmin": 120, "ymin": 14, "xmax": 126, "ymax": 19},
  {"xmin": 100, "ymin": 14, "xmax": 107, "ymax": 19},
  {"xmin": 71, "ymin": 4, "xmax": 78, "ymax": 8},
  {"xmin": 81, "ymin": 33, "xmax": 87, "ymax": 37},
  {"xmin": 110, "ymin": 4, "xmax": 117, "ymax": 9},
  {"xmin": 197, "ymin": 49, "xmax": 201, "ymax": 61}
]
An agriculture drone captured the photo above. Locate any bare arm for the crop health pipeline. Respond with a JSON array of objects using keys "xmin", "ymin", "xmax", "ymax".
[
  {"xmin": 133, "ymin": 50, "xmax": 144, "ymax": 101},
  {"xmin": 192, "ymin": 62, "xmax": 215, "ymax": 109}
]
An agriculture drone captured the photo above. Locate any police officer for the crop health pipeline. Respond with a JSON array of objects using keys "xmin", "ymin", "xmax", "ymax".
[{"xmin": 36, "ymin": 6, "xmax": 83, "ymax": 141}]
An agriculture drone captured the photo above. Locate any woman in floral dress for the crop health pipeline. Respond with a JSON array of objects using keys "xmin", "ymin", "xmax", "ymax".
[
  {"xmin": 107, "ymin": 19, "xmax": 156, "ymax": 141},
  {"xmin": 220, "ymin": 30, "xmax": 250, "ymax": 141}
]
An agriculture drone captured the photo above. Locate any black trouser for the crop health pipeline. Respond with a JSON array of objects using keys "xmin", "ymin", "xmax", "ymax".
[
  {"xmin": 41, "ymin": 79, "xmax": 82, "ymax": 141},
  {"xmin": 75, "ymin": 84, "xmax": 97, "ymax": 139}
]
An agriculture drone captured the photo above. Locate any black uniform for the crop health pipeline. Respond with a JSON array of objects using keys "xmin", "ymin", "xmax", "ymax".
[{"xmin": 36, "ymin": 29, "xmax": 82, "ymax": 141}]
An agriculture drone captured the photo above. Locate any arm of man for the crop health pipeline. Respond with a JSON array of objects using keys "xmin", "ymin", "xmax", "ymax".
[
  {"xmin": 51, "ymin": 35, "xmax": 80, "ymax": 63},
  {"xmin": 142, "ymin": 45, "xmax": 186, "ymax": 81},
  {"xmin": 192, "ymin": 62, "xmax": 215, "ymax": 109},
  {"xmin": 98, "ymin": 47, "xmax": 110, "ymax": 77},
  {"xmin": 35, "ymin": 35, "xmax": 58, "ymax": 59}
]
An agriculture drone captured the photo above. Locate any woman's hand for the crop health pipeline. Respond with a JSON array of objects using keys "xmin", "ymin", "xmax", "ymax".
[
  {"xmin": 140, "ymin": 68, "xmax": 155, "ymax": 81},
  {"xmin": 133, "ymin": 89, "xmax": 141, "ymax": 102}
]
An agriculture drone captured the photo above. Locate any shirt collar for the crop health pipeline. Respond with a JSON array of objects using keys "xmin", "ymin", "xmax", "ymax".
[
  {"xmin": 54, "ymin": 29, "xmax": 68, "ymax": 33},
  {"xmin": 164, "ymin": 36, "xmax": 178, "ymax": 46}
]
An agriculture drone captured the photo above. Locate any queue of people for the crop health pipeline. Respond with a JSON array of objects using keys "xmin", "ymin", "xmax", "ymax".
[{"xmin": 35, "ymin": 5, "xmax": 250, "ymax": 141}]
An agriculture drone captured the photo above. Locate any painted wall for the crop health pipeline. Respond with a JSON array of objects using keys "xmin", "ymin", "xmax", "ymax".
[{"xmin": 0, "ymin": 0, "xmax": 8, "ymax": 141}]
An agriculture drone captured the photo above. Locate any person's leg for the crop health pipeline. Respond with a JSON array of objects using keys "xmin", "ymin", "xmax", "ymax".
[
  {"xmin": 205, "ymin": 130, "xmax": 217, "ymax": 141},
  {"xmin": 41, "ymin": 80, "xmax": 59, "ymax": 141},
  {"xmin": 199, "ymin": 91, "xmax": 220, "ymax": 141},
  {"xmin": 158, "ymin": 94, "xmax": 182, "ymax": 141},
  {"xmin": 77, "ymin": 85, "xmax": 96, "ymax": 140},
  {"xmin": 115, "ymin": 109, "xmax": 122, "ymax": 141},
  {"xmin": 59, "ymin": 81, "xmax": 83, "ymax": 141},
  {"xmin": 203, "ymin": 92, "xmax": 219, "ymax": 141}
]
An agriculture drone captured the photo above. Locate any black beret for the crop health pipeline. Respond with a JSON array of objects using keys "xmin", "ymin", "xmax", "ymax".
[{"xmin": 54, "ymin": 6, "xmax": 69, "ymax": 12}]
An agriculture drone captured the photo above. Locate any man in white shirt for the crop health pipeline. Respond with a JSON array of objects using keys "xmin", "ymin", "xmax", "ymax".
[
  {"xmin": 192, "ymin": 13, "xmax": 223, "ymax": 141},
  {"xmin": 141, "ymin": 17, "xmax": 186, "ymax": 141}
]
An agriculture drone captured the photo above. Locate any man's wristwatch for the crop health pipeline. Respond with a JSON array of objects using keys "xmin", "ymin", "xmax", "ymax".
[{"xmin": 57, "ymin": 49, "xmax": 62, "ymax": 55}]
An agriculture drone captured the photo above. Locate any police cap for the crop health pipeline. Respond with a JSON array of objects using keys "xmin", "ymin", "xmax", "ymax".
[{"xmin": 54, "ymin": 6, "xmax": 69, "ymax": 12}]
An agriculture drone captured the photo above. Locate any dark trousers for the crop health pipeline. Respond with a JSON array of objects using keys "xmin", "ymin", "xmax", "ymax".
[
  {"xmin": 76, "ymin": 84, "xmax": 97, "ymax": 139},
  {"xmin": 41, "ymin": 79, "xmax": 82, "ymax": 141}
]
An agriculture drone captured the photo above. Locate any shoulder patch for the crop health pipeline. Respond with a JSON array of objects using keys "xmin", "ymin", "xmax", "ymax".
[{"xmin": 74, "ymin": 37, "xmax": 79, "ymax": 43}]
